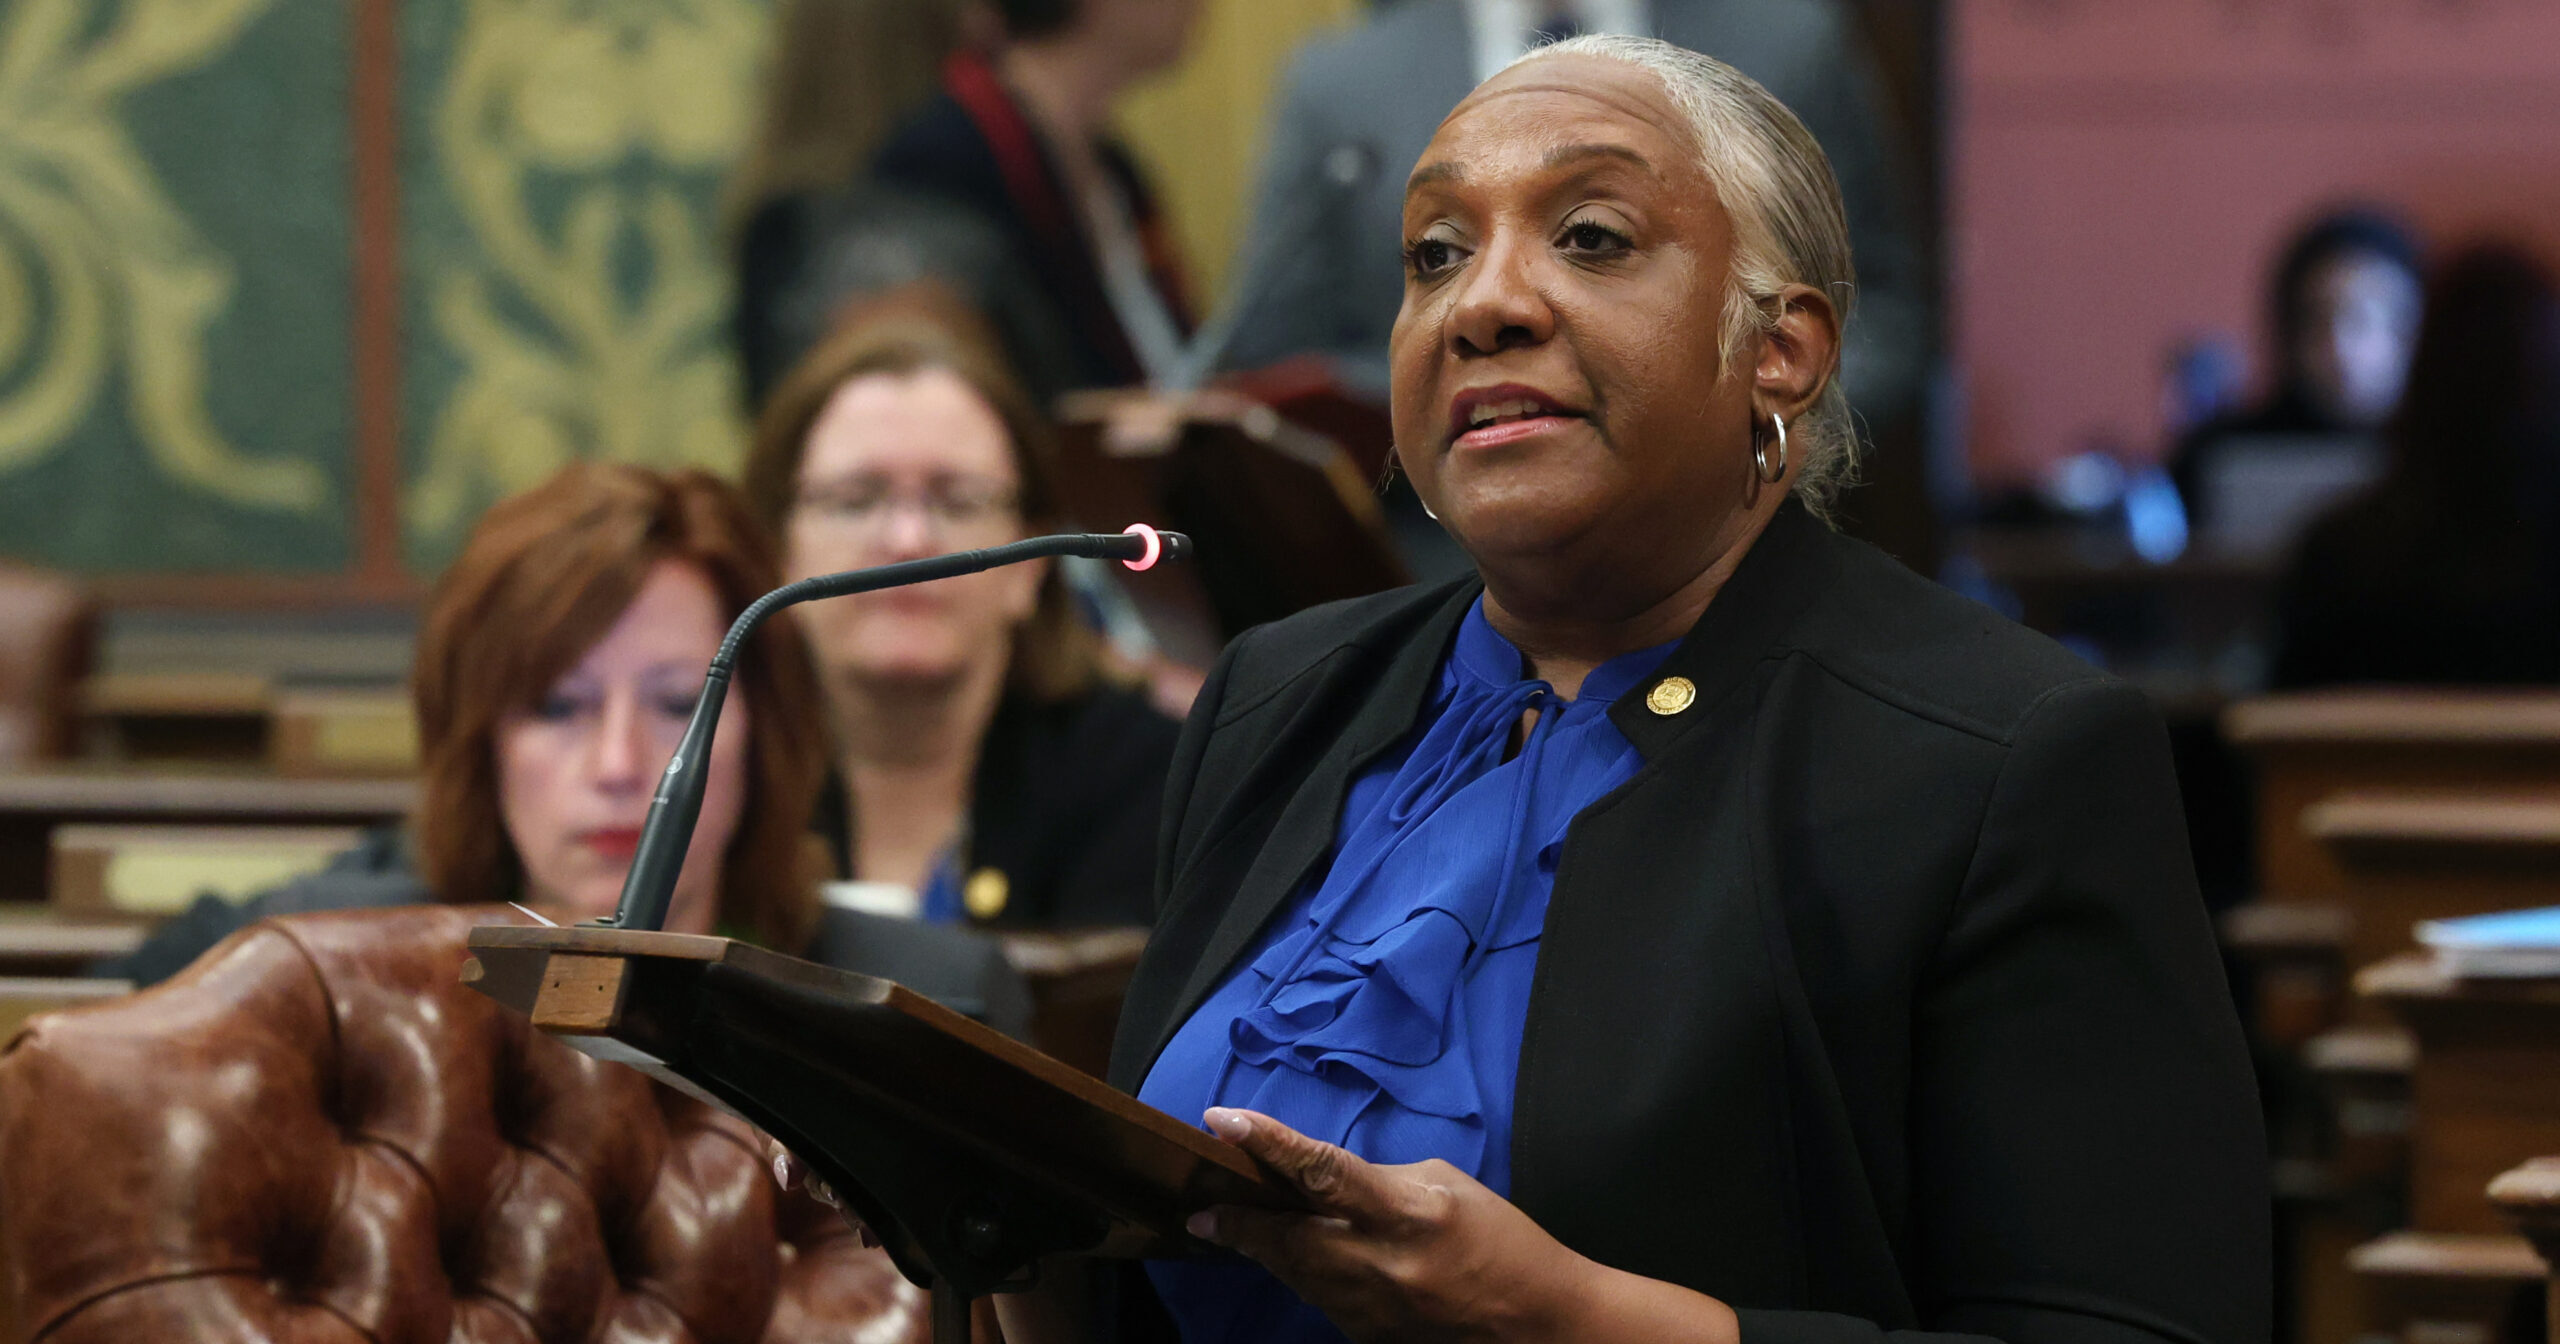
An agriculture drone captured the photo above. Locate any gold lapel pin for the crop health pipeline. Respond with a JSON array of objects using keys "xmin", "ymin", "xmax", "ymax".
[
  {"xmin": 964, "ymin": 867, "xmax": 1011, "ymax": 920},
  {"xmin": 1646, "ymin": 676, "xmax": 1697, "ymax": 716}
]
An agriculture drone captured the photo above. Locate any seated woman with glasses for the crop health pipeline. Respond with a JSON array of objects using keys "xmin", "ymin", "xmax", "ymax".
[
  {"xmin": 742, "ymin": 306, "xmax": 1181, "ymax": 931},
  {"xmin": 101, "ymin": 463, "xmax": 832, "ymax": 986}
]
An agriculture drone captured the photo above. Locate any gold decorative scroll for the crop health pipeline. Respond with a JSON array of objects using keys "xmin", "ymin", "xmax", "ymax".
[
  {"xmin": 0, "ymin": 0, "xmax": 325, "ymax": 514},
  {"xmin": 405, "ymin": 0, "xmax": 763, "ymax": 555}
]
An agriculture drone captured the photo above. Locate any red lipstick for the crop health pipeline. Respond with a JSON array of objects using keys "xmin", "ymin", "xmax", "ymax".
[{"xmin": 580, "ymin": 827, "xmax": 643, "ymax": 861}]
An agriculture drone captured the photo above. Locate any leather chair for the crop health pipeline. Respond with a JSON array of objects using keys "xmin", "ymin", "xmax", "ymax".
[
  {"xmin": 0, "ymin": 563, "xmax": 96, "ymax": 764},
  {"xmin": 0, "ymin": 904, "xmax": 929, "ymax": 1343}
]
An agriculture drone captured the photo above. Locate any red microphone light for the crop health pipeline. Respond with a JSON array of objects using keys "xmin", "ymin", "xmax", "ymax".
[{"xmin": 1121, "ymin": 524, "xmax": 1165, "ymax": 571}]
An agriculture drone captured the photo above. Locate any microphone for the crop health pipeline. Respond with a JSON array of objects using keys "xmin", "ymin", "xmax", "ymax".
[
  {"xmin": 596, "ymin": 525, "xmax": 1192, "ymax": 934},
  {"xmin": 1168, "ymin": 140, "xmax": 1379, "ymax": 393}
]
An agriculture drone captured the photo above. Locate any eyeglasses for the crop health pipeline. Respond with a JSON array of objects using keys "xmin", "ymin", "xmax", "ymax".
[{"xmin": 792, "ymin": 473, "xmax": 1022, "ymax": 536}]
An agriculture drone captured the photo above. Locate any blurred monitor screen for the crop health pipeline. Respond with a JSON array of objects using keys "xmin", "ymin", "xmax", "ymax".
[{"xmin": 2198, "ymin": 433, "xmax": 2384, "ymax": 560}]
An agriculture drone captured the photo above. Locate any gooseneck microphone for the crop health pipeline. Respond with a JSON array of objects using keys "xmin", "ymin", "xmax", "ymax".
[{"xmin": 598, "ymin": 525, "xmax": 1192, "ymax": 934}]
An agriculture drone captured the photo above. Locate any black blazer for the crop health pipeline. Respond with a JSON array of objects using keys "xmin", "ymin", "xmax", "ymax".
[
  {"xmin": 1107, "ymin": 502, "xmax": 2269, "ymax": 1344},
  {"xmin": 817, "ymin": 683, "xmax": 1181, "ymax": 930}
]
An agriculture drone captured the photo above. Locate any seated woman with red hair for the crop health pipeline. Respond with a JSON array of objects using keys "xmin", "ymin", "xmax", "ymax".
[{"xmin": 103, "ymin": 463, "xmax": 1023, "ymax": 1023}]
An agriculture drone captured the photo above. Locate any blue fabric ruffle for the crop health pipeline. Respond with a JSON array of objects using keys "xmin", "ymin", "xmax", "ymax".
[
  {"xmin": 1151, "ymin": 599, "xmax": 1675, "ymax": 1197},
  {"xmin": 1139, "ymin": 599, "xmax": 1676, "ymax": 1343}
]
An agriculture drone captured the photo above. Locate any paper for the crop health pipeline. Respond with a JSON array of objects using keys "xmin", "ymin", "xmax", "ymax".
[{"xmin": 2419, "ymin": 906, "xmax": 2560, "ymax": 978}]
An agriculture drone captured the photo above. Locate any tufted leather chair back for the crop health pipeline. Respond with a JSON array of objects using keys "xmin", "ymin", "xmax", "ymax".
[{"xmin": 0, "ymin": 904, "xmax": 929, "ymax": 1343}]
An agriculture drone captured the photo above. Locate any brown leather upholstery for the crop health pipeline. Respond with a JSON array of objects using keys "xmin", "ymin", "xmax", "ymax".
[
  {"xmin": 0, "ymin": 905, "xmax": 928, "ymax": 1343},
  {"xmin": 0, "ymin": 564, "xmax": 95, "ymax": 764}
]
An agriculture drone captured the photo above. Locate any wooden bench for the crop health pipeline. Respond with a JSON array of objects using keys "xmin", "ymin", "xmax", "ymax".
[
  {"xmin": 2312, "ymin": 794, "xmax": 2560, "ymax": 986},
  {"xmin": 2223, "ymin": 695, "xmax": 2560, "ymax": 1065},
  {"xmin": 268, "ymin": 686, "xmax": 417, "ymax": 776},
  {"xmin": 0, "ymin": 913, "xmax": 145, "ymax": 978},
  {"xmin": 2281, "ymin": 791, "xmax": 2560, "ymax": 1214},
  {"xmin": 77, "ymin": 671, "xmax": 273, "ymax": 764},
  {"xmin": 2221, "ymin": 693, "xmax": 2560, "ymax": 1344},
  {"xmin": 2227, "ymin": 691, "xmax": 2560, "ymax": 906},
  {"xmin": 77, "ymin": 674, "xmax": 418, "ymax": 775},
  {"xmin": 48, "ymin": 823, "xmax": 361, "ymax": 918},
  {"xmin": 0, "ymin": 975, "xmax": 129, "ymax": 1041},
  {"xmin": 0, "ymin": 771, "xmax": 413, "ymax": 905},
  {"xmin": 2349, "ymin": 958, "xmax": 2560, "ymax": 1343},
  {"xmin": 2489, "ymin": 1158, "xmax": 2560, "ymax": 1344}
]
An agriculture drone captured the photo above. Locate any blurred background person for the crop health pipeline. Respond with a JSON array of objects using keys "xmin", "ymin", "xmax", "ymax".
[
  {"xmin": 2270, "ymin": 244, "xmax": 2560, "ymax": 688},
  {"xmin": 732, "ymin": 0, "xmax": 983, "ymax": 405},
  {"xmin": 733, "ymin": 0, "xmax": 1204, "ymax": 410},
  {"xmin": 2171, "ymin": 207, "xmax": 2426, "ymax": 538},
  {"xmin": 1211, "ymin": 0, "xmax": 1927, "ymax": 426},
  {"xmin": 743, "ymin": 303, "xmax": 1180, "ymax": 932},
  {"xmin": 99, "ymin": 464, "xmax": 828, "ymax": 986},
  {"xmin": 725, "ymin": 0, "xmax": 990, "ymax": 243}
]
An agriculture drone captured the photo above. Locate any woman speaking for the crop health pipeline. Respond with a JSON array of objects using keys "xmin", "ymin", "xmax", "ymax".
[{"xmin": 1019, "ymin": 33, "xmax": 2268, "ymax": 1344}]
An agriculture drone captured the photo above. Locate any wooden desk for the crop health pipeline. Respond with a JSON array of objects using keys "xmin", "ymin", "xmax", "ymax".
[
  {"xmin": 2351, "ymin": 957, "xmax": 2560, "ymax": 1343},
  {"xmin": 2223, "ymin": 694, "xmax": 2560, "ymax": 1042},
  {"xmin": 0, "ymin": 975, "xmax": 129, "ymax": 1041},
  {"xmin": 2347, "ymin": 1231, "xmax": 2546, "ymax": 1344},
  {"xmin": 0, "ymin": 910, "xmax": 146, "ymax": 976},
  {"xmin": 2223, "ymin": 694, "xmax": 2560, "ymax": 1344},
  {"xmin": 2489, "ymin": 1158, "xmax": 2560, "ymax": 1344},
  {"xmin": 2312, "ymin": 792, "xmax": 2560, "ymax": 1003},
  {"xmin": 2362, "ymin": 958, "xmax": 2560, "ymax": 1235},
  {"xmin": 2227, "ymin": 692, "xmax": 2560, "ymax": 907},
  {"xmin": 78, "ymin": 671, "xmax": 271, "ymax": 763},
  {"xmin": 268, "ymin": 687, "xmax": 417, "ymax": 776},
  {"xmin": 49, "ymin": 824, "xmax": 363, "ymax": 917},
  {"xmin": 0, "ymin": 770, "xmax": 414, "ymax": 904},
  {"xmin": 79, "ymin": 674, "xmax": 419, "ymax": 776}
]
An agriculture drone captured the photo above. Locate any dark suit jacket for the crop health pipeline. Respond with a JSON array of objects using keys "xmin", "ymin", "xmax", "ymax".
[
  {"xmin": 1107, "ymin": 502, "xmax": 2269, "ymax": 1344},
  {"xmin": 816, "ymin": 683, "xmax": 1182, "ymax": 930}
]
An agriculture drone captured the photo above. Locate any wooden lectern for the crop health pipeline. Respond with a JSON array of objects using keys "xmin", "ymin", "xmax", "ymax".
[{"xmin": 461, "ymin": 924, "xmax": 1297, "ymax": 1344}]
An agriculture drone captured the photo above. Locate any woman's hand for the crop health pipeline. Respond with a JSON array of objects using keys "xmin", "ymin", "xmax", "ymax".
[
  {"xmin": 1176, "ymin": 1109, "xmax": 1554, "ymax": 1341},
  {"xmin": 1191, "ymin": 1109, "xmax": 1739, "ymax": 1344}
]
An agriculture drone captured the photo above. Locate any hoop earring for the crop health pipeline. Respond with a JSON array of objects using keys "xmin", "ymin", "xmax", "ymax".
[{"xmin": 1754, "ymin": 413, "xmax": 1789, "ymax": 485}]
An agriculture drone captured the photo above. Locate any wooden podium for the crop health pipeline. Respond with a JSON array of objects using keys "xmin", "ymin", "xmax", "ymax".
[{"xmin": 461, "ymin": 924, "xmax": 1297, "ymax": 1341}]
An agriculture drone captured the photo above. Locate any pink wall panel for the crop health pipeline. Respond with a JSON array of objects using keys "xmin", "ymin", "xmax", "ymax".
[{"xmin": 1950, "ymin": 0, "xmax": 2560, "ymax": 488}]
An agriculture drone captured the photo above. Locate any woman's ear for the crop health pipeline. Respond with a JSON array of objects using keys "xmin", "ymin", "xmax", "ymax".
[{"xmin": 1750, "ymin": 283, "xmax": 1841, "ymax": 423}]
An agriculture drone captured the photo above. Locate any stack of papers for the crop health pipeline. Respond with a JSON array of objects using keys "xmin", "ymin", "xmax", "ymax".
[{"xmin": 2419, "ymin": 907, "xmax": 2560, "ymax": 979}]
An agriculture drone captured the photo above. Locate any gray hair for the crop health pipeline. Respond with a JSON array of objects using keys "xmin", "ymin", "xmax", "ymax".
[{"xmin": 1506, "ymin": 34, "xmax": 1860, "ymax": 517}]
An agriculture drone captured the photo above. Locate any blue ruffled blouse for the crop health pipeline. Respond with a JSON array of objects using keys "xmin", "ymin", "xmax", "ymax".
[{"xmin": 1137, "ymin": 598, "xmax": 1677, "ymax": 1344}]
